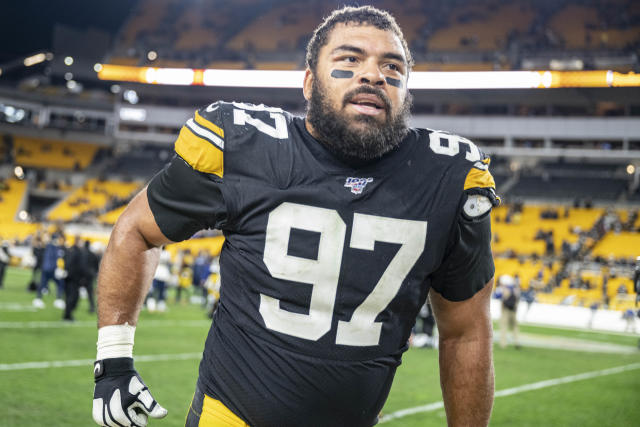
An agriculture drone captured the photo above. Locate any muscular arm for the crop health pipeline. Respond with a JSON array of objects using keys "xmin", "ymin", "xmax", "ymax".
[
  {"xmin": 429, "ymin": 278, "xmax": 494, "ymax": 427},
  {"xmin": 97, "ymin": 188, "xmax": 173, "ymax": 328}
]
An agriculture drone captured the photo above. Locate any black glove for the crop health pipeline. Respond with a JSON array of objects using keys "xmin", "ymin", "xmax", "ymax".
[{"xmin": 92, "ymin": 357, "xmax": 167, "ymax": 426}]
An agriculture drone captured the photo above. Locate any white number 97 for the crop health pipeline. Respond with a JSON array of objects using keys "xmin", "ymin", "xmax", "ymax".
[{"xmin": 260, "ymin": 203, "xmax": 427, "ymax": 347}]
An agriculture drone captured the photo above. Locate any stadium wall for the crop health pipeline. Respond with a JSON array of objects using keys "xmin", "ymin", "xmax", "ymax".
[{"xmin": 490, "ymin": 299, "xmax": 637, "ymax": 334}]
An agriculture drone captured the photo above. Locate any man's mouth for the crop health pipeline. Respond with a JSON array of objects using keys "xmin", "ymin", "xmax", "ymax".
[{"xmin": 347, "ymin": 93, "xmax": 386, "ymax": 116}]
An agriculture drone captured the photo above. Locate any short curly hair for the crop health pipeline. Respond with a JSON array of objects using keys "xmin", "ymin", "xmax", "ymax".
[{"xmin": 305, "ymin": 6, "xmax": 414, "ymax": 73}]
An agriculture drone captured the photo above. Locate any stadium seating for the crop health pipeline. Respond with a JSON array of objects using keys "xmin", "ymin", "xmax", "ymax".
[
  {"xmin": 591, "ymin": 232, "xmax": 640, "ymax": 258},
  {"xmin": 549, "ymin": 3, "xmax": 640, "ymax": 50},
  {"xmin": 227, "ymin": 3, "xmax": 315, "ymax": 52},
  {"xmin": 166, "ymin": 236, "xmax": 225, "ymax": 258},
  {"xmin": 47, "ymin": 179, "xmax": 141, "ymax": 222},
  {"xmin": 13, "ymin": 137, "xmax": 100, "ymax": 170},
  {"xmin": 97, "ymin": 206, "xmax": 127, "ymax": 225},
  {"xmin": 0, "ymin": 178, "xmax": 27, "ymax": 223},
  {"xmin": 0, "ymin": 178, "xmax": 40, "ymax": 241},
  {"xmin": 509, "ymin": 176, "xmax": 628, "ymax": 201},
  {"xmin": 427, "ymin": 2, "xmax": 535, "ymax": 51},
  {"xmin": 491, "ymin": 205, "xmax": 603, "ymax": 256},
  {"xmin": 494, "ymin": 257, "xmax": 560, "ymax": 290},
  {"xmin": 106, "ymin": 0, "xmax": 640, "ymax": 72}
]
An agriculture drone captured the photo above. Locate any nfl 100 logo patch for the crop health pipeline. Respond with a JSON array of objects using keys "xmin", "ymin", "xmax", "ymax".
[{"xmin": 344, "ymin": 177, "xmax": 374, "ymax": 194}]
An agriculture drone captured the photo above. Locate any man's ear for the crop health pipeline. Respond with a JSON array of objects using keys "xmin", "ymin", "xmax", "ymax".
[{"xmin": 303, "ymin": 69, "xmax": 313, "ymax": 101}]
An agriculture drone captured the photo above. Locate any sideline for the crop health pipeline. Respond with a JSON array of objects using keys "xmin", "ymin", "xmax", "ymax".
[
  {"xmin": 378, "ymin": 362, "xmax": 640, "ymax": 424},
  {"xmin": 0, "ymin": 352, "xmax": 202, "ymax": 371},
  {"xmin": 496, "ymin": 332, "xmax": 637, "ymax": 354}
]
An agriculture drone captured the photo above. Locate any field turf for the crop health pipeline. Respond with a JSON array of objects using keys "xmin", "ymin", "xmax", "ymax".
[{"xmin": 1, "ymin": 266, "xmax": 639, "ymax": 426}]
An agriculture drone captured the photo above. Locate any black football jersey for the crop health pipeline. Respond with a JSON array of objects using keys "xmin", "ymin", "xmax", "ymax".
[{"xmin": 147, "ymin": 101, "xmax": 499, "ymax": 427}]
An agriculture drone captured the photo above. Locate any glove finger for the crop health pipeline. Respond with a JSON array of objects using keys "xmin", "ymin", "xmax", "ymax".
[
  {"xmin": 103, "ymin": 402, "xmax": 119, "ymax": 427},
  {"xmin": 127, "ymin": 402, "xmax": 149, "ymax": 426},
  {"xmin": 128, "ymin": 376, "xmax": 145, "ymax": 395},
  {"xmin": 109, "ymin": 389, "xmax": 132, "ymax": 427},
  {"xmin": 128, "ymin": 376, "xmax": 167, "ymax": 418},
  {"xmin": 148, "ymin": 402, "xmax": 168, "ymax": 419},
  {"xmin": 93, "ymin": 398, "xmax": 105, "ymax": 426},
  {"xmin": 129, "ymin": 377, "xmax": 155, "ymax": 413}
]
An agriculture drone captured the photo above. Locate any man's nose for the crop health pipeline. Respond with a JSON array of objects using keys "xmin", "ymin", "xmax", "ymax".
[{"xmin": 358, "ymin": 60, "xmax": 385, "ymax": 86}]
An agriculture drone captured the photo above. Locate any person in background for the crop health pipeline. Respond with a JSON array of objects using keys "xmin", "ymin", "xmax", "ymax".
[
  {"xmin": 63, "ymin": 237, "xmax": 84, "ymax": 321},
  {"xmin": 193, "ymin": 250, "xmax": 212, "ymax": 306},
  {"xmin": 587, "ymin": 302, "xmax": 599, "ymax": 329},
  {"xmin": 27, "ymin": 234, "xmax": 45, "ymax": 292},
  {"xmin": 204, "ymin": 260, "xmax": 221, "ymax": 319},
  {"xmin": 147, "ymin": 249, "xmax": 172, "ymax": 313},
  {"xmin": 175, "ymin": 249, "xmax": 194, "ymax": 304},
  {"xmin": 622, "ymin": 308, "xmax": 635, "ymax": 333},
  {"xmin": 0, "ymin": 240, "xmax": 10, "ymax": 288},
  {"xmin": 499, "ymin": 274, "xmax": 521, "ymax": 349},
  {"xmin": 33, "ymin": 233, "xmax": 66, "ymax": 309},
  {"xmin": 634, "ymin": 257, "xmax": 640, "ymax": 347},
  {"xmin": 81, "ymin": 240, "xmax": 100, "ymax": 314},
  {"xmin": 634, "ymin": 256, "xmax": 640, "ymax": 306},
  {"xmin": 412, "ymin": 301, "xmax": 436, "ymax": 348}
]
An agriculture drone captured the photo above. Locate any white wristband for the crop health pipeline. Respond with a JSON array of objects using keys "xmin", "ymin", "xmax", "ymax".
[{"xmin": 96, "ymin": 323, "xmax": 136, "ymax": 360}]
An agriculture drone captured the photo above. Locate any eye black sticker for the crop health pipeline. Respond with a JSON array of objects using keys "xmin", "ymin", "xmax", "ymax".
[
  {"xmin": 331, "ymin": 69, "xmax": 354, "ymax": 79},
  {"xmin": 385, "ymin": 77, "xmax": 402, "ymax": 88}
]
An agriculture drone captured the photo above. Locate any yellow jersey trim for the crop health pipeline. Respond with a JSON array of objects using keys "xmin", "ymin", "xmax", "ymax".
[
  {"xmin": 195, "ymin": 111, "xmax": 224, "ymax": 139},
  {"xmin": 199, "ymin": 395, "xmax": 249, "ymax": 427},
  {"xmin": 175, "ymin": 126, "xmax": 224, "ymax": 177},
  {"xmin": 464, "ymin": 167, "xmax": 496, "ymax": 191}
]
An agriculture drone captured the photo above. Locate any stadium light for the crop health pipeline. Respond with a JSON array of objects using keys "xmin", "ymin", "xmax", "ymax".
[
  {"xmin": 14, "ymin": 166, "xmax": 24, "ymax": 180},
  {"xmin": 123, "ymin": 89, "xmax": 139, "ymax": 104},
  {"xmin": 18, "ymin": 210, "xmax": 28, "ymax": 221},
  {"xmin": 23, "ymin": 53, "xmax": 47, "ymax": 67},
  {"xmin": 64, "ymin": 72, "xmax": 73, "ymax": 81},
  {"xmin": 0, "ymin": 68, "xmax": 3, "ymax": 77},
  {"xmin": 202, "ymin": 69, "xmax": 304, "ymax": 88},
  {"xmin": 119, "ymin": 107, "xmax": 147, "ymax": 122},
  {"xmin": 94, "ymin": 63, "xmax": 103, "ymax": 72},
  {"xmin": 96, "ymin": 65, "xmax": 640, "ymax": 89},
  {"xmin": 628, "ymin": 165, "xmax": 636, "ymax": 175},
  {"xmin": 408, "ymin": 71, "xmax": 544, "ymax": 89},
  {"xmin": 64, "ymin": 56, "xmax": 74, "ymax": 66},
  {"xmin": 146, "ymin": 68, "xmax": 194, "ymax": 85},
  {"xmin": 147, "ymin": 51, "xmax": 158, "ymax": 61}
]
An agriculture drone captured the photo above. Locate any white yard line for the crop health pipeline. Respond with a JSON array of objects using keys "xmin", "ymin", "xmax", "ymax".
[
  {"xmin": 0, "ymin": 319, "xmax": 211, "ymax": 329},
  {"xmin": 0, "ymin": 352, "xmax": 202, "ymax": 371},
  {"xmin": 0, "ymin": 303, "xmax": 38, "ymax": 312},
  {"xmin": 379, "ymin": 362, "xmax": 640, "ymax": 424}
]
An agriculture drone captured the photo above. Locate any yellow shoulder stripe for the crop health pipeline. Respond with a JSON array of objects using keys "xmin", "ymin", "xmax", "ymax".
[
  {"xmin": 194, "ymin": 111, "xmax": 224, "ymax": 139},
  {"xmin": 464, "ymin": 167, "xmax": 495, "ymax": 191},
  {"xmin": 175, "ymin": 126, "xmax": 223, "ymax": 177}
]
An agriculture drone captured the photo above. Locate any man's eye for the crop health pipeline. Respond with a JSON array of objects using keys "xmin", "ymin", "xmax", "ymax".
[
  {"xmin": 387, "ymin": 63, "xmax": 400, "ymax": 71},
  {"xmin": 344, "ymin": 56, "xmax": 357, "ymax": 63}
]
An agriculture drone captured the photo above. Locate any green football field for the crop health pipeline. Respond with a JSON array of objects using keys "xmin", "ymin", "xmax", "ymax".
[{"xmin": 1, "ymin": 266, "xmax": 639, "ymax": 427}]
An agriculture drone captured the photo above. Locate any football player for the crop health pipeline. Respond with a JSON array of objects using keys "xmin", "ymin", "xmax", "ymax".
[{"xmin": 93, "ymin": 6, "xmax": 498, "ymax": 427}]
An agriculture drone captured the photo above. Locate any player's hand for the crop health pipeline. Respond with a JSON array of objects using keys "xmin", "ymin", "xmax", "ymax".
[{"xmin": 92, "ymin": 357, "xmax": 167, "ymax": 426}]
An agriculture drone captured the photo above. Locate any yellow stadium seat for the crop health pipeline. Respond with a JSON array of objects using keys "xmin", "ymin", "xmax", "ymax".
[
  {"xmin": 48, "ymin": 179, "xmax": 141, "ymax": 222},
  {"xmin": 592, "ymin": 232, "xmax": 640, "ymax": 258},
  {"xmin": 13, "ymin": 137, "xmax": 101, "ymax": 170}
]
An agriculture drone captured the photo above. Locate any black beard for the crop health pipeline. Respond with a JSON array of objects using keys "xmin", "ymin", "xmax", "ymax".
[{"xmin": 306, "ymin": 79, "xmax": 412, "ymax": 164}]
